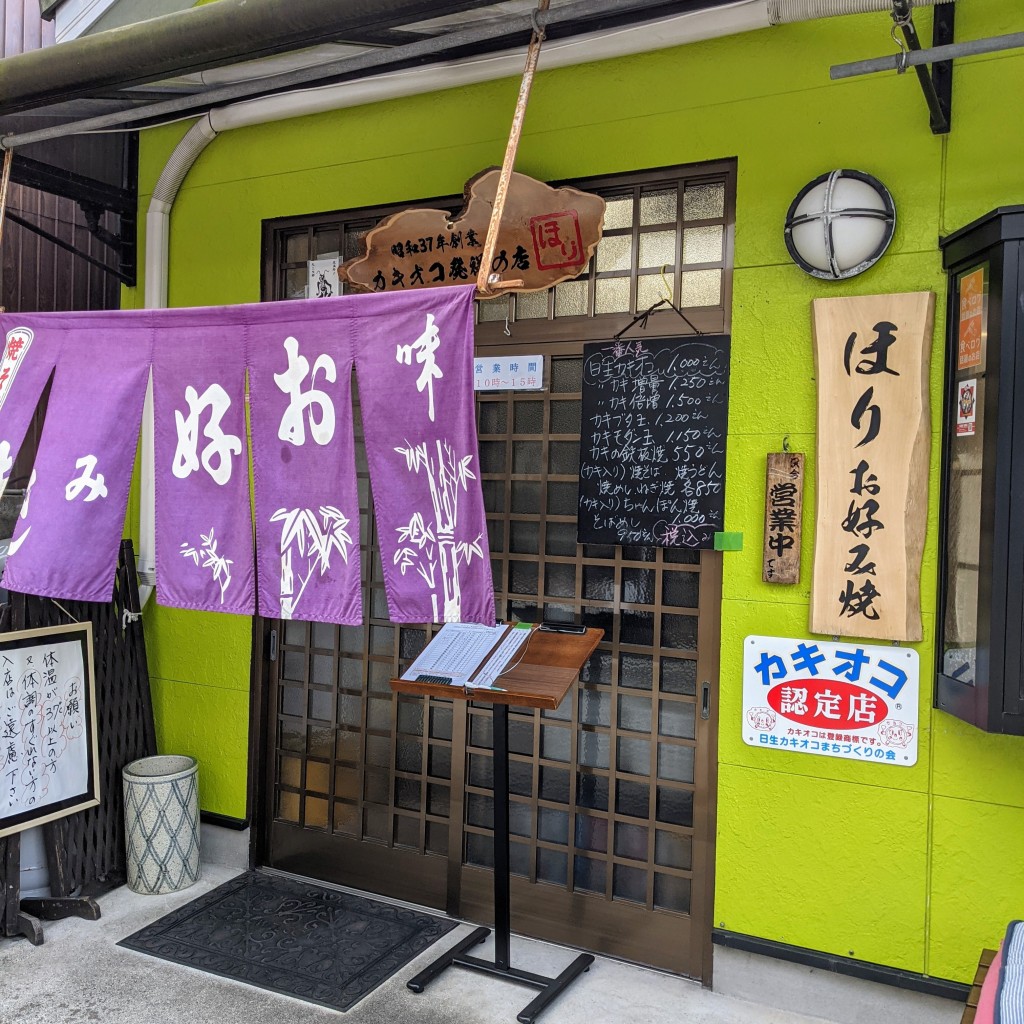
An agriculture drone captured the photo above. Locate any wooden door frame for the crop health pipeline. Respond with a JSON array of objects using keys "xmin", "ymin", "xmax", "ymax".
[
  {"xmin": 248, "ymin": 614, "xmax": 273, "ymax": 870},
  {"xmin": 695, "ymin": 549, "xmax": 722, "ymax": 987}
]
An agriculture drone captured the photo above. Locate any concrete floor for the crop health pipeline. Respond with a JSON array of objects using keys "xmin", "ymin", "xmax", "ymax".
[{"xmin": 0, "ymin": 865, "xmax": 843, "ymax": 1024}]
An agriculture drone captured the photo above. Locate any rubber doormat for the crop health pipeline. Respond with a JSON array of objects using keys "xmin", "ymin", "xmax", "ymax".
[{"xmin": 119, "ymin": 869, "xmax": 458, "ymax": 1012}]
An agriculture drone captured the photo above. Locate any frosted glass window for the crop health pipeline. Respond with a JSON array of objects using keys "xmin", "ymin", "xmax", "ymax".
[
  {"xmin": 286, "ymin": 268, "xmax": 307, "ymax": 300},
  {"xmin": 682, "ymin": 225, "xmax": 724, "ymax": 265},
  {"xmin": 314, "ymin": 227, "xmax": 339, "ymax": 258},
  {"xmin": 285, "ymin": 232, "xmax": 309, "ymax": 262},
  {"xmin": 342, "ymin": 228, "xmax": 365, "ymax": 261},
  {"xmin": 516, "ymin": 290, "xmax": 549, "ymax": 319},
  {"xmin": 680, "ymin": 269, "xmax": 722, "ymax": 307},
  {"xmin": 640, "ymin": 188, "xmax": 677, "ymax": 226},
  {"xmin": 595, "ymin": 277, "xmax": 630, "ymax": 313},
  {"xmin": 683, "ymin": 182, "xmax": 725, "ymax": 220},
  {"xmin": 603, "ymin": 196, "xmax": 634, "ymax": 230},
  {"xmin": 478, "ymin": 296, "xmax": 508, "ymax": 322},
  {"xmin": 639, "ymin": 231, "xmax": 675, "ymax": 269},
  {"xmin": 637, "ymin": 274, "xmax": 671, "ymax": 311},
  {"xmin": 555, "ymin": 279, "xmax": 588, "ymax": 317},
  {"xmin": 596, "ymin": 235, "xmax": 632, "ymax": 273}
]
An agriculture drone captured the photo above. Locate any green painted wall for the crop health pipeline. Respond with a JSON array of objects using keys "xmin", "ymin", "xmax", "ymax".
[{"xmin": 127, "ymin": 0, "xmax": 1024, "ymax": 983}]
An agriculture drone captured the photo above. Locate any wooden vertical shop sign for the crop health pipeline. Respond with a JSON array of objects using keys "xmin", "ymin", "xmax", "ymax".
[
  {"xmin": 809, "ymin": 292, "xmax": 935, "ymax": 641},
  {"xmin": 763, "ymin": 452, "xmax": 804, "ymax": 584}
]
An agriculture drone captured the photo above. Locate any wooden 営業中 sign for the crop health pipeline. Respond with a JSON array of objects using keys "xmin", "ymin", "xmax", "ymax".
[
  {"xmin": 340, "ymin": 168, "xmax": 604, "ymax": 294},
  {"xmin": 809, "ymin": 292, "xmax": 934, "ymax": 641},
  {"xmin": 763, "ymin": 452, "xmax": 804, "ymax": 584},
  {"xmin": 0, "ymin": 622, "xmax": 99, "ymax": 838}
]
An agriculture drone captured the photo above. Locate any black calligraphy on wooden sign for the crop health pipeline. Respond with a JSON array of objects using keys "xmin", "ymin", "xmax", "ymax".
[
  {"xmin": 763, "ymin": 452, "xmax": 804, "ymax": 584},
  {"xmin": 0, "ymin": 622, "xmax": 99, "ymax": 838},
  {"xmin": 577, "ymin": 336, "xmax": 729, "ymax": 548},
  {"xmin": 810, "ymin": 293, "xmax": 934, "ymax": 642},
  {"xmin": 340, "ymin": 169, "xmax": 605, "ymax": 294}
]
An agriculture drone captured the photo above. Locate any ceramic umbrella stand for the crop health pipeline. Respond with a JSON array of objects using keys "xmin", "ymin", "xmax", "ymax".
[{"xmin": 123, "ymin": 755, "xmax": 200, "ymax": 895}]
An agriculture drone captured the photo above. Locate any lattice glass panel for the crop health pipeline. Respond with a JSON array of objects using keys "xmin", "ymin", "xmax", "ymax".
[
  {"xmin": 682, "ymin": 225, "xmax": 724, "ymax": 265},
  {"xmin": 680, "ymin": 269, "xmax": 722, "ymax": 307},
  {"xmin": 596, "ymin": 235, "xmax": 632, "ymax": 274},
  {"xmin": 603, "ymin": 195, "xmax": 634, "ymax": 230},
  {"xmin": 554, "ymin": 279, "xmax": 588, "ymax": 318},
  {"xmin": 595, "ymin": 277, "xmax": 630, "ymax": 314},
  {"xmin": 640, "ymin": 188, "xmax": 677, "ymax": 226},
  {"xmin": 463, "ymin": 167, "xmax": 730, "ymax": 328},
  {"xmin": 468, "ymin": 354, "xmax": 702, "ymax": 910},
  {"xmin": 638, "ymin": 231, "xmax": 675, "ymax": 269},
  {"xmin": 683, "ymin": 182, "xmax": 725, "ymax": 220}
]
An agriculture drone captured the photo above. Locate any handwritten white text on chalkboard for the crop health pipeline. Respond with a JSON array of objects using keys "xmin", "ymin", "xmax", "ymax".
[{"xmin": 578, "ymin": 337, "xmax": 729, "ymax": 548}]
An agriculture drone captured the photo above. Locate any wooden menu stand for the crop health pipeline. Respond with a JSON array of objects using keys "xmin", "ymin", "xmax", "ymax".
[{"xmin": 391, "ymin": 624, "xmax": 603, "ymax": 1024}]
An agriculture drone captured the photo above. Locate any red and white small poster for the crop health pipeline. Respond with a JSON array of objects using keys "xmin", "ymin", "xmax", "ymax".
[
  {"xmin": 0, "ymin": 326, "xmax": 34, "ymax": 412},
  {"xmin": 742, "ymin": 635, "xmax": 918, "ymax": 766},
  {"xmin": 956, "ymin": 378, "xmax": 977, "ymax": 437}
]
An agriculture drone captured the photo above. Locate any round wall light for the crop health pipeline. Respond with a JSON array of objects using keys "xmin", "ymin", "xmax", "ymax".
[{"xmin": 784, "ymin": 169, "xmax": 896, "ymax": 281}]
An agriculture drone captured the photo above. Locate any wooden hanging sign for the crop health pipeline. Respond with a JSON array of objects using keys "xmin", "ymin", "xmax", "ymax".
[
  {"xmin": 809, "ymin": 291, "xmax": 934, "ymax": 641},
  {"xmin": 339, "ymin": 168, "xmax": 605, "ymax": 294},
  {"xmin": 763, "ymin": 452, "xmax": 804, "ymax": 584}
]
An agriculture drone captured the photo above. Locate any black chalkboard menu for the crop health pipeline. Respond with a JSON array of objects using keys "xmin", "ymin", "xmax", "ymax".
[{"xmin": 578, "ymin": 335, "xmax": 729, "ymax": 548}]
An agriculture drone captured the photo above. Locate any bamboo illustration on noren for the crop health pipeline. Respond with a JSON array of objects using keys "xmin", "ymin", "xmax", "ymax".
[
  {"xmin": 180, "ymin": 528, "xmax": 233, "ymax": 604},
  {"xmin": 271, "ymin": 505, "xmax": 354, "ymax": 620},
  {"xmin": 393, "ymin": 439, "xmax": 485, "ymax": 622}
]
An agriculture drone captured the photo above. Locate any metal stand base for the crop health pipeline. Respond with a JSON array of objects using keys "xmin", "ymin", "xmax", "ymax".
[
  {"xmin": 408, "ymin": 704, "xmax": 594, "ymax": 1023},
  {"xmin": 408, "ymin": 924, "xmax": 594, "ymax": 1024}
]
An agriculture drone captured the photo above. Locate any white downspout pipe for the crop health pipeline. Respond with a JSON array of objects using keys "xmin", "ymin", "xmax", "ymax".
[
  {"xmin": 136, "ymin": 0, "xmax": 955, "ymax": 601},
  {"xmin": 138, "ymin": 117, "xmax": 218, "ymax": 602}
]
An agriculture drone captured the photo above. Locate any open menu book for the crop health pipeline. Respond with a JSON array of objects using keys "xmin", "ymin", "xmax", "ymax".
[{"xmin": 400, "ymin": 622, "xmax": 533, "ymax": 690}]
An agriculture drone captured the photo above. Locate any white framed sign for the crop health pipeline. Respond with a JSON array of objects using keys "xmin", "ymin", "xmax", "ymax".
[
  {"xmin": 0, "ymin": 622, "xmax": 99, "ymax": 837},
  {"xmin": 742, "ymin": 634, "xmax": 918, "ymax": 766},
  {"xmin": 474, "ymin": 354, "xmax": 545, "ymax": 391}
]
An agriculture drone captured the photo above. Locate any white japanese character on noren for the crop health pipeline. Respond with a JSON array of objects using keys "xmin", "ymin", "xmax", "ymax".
[
  {"xmin": 396, "ymin": 313, "xmax": 443, "ymax": 422},
  {"xmin": 65, "ymin": 455, "xmax": 108, "ymax": 502},
  {"xmin": 172, "ymin": 384, "xmax": 242, "ymax": 487},
  {"xmin": 274, "ymin": 336, "xmax": 337, "ymax": 447}
]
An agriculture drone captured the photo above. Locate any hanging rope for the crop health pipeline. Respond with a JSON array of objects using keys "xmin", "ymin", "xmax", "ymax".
[
  {"xmin": 476, "ymin": 0, "xmax": 549, "ymax": 298},
  {"xmin": 0, "ymin": 148, "xmax": 13, "ymax": 314}
]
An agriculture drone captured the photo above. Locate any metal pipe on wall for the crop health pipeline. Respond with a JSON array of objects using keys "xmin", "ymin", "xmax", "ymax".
[{"xmin": 831, "ymin": 29, "xmax": 1024, "ymax": 80}]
